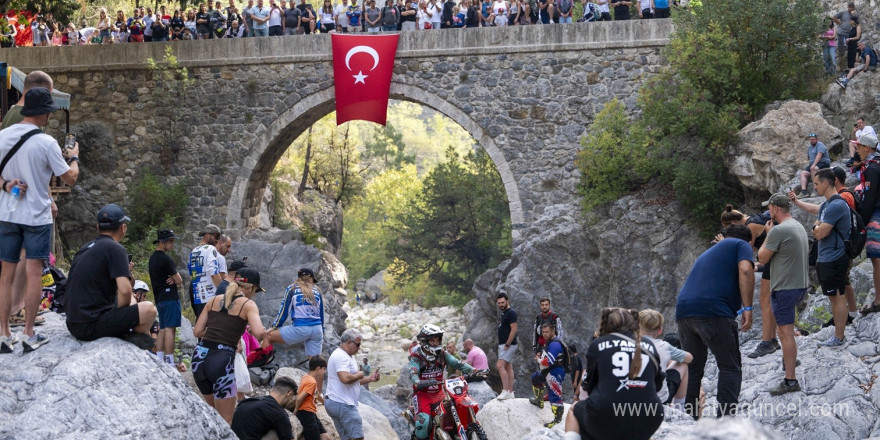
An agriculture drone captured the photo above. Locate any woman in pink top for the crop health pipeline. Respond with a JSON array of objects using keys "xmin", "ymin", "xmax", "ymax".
[{"xmin": 822, "ymin": 20, "xmax": 837, "ymax": 76}]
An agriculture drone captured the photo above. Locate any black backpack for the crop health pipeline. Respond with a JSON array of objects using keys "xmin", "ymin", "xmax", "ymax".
[
  {"xmin": 549, "ymin": 337, "xmax": 574, "ymax": 373},
  {"xmin": 829, "ymin": 194, "xmax": 866, "ymax": 259},
  {"xmin": 839, "ymin": 188, "xmax": 863, "ymax": 220}
]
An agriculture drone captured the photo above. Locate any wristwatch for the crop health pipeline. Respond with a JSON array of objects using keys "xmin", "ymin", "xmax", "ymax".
[{"xmin": 68, "ymin": 155, "xmax": 79, "ymax": 164}]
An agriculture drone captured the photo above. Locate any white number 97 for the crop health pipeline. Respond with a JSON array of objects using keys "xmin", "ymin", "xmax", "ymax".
[{"xmin": 611, "ymin": 352, "xmax": 649, "ymax": 378}]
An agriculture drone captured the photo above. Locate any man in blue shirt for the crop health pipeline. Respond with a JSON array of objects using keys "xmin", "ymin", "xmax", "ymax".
[
  {"xmin": 653, "ymin": 0, "xmax": 669, "ymax": 18},
  {"xmin": 675, "ymin": 224, "xmax": 754, "ymax": 419},
  {"xmin": 528, "ymin": 323, "xmax": 566, "ymax": 428},
  {"xmin": 251, "ymin": 0, "xmax": 271, "ymax": 36},
  {"xmin": 798, "ymin": 133, "xmax": 831, "ymax": 198},
  {"xmin": 813, "ymin": 168, "xmax": 852, "ymax": 348},
  {"xmin": 837, "ymin": 40, "xmax": 878, "ymax": 89}
]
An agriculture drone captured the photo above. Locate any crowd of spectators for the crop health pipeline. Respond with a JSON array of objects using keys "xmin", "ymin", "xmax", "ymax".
[{"xmin": 6, "ymin": 0, "xmax": 688, "ymax": 47}]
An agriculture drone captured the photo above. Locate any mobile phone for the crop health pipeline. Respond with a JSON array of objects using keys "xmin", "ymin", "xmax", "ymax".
[
  {"xmin": 128, "ymin": 254, "xmax": 133, "ymax": 263},
  {"xmin": 65, "ymin": 133, "xmax": 76, "ymax": 150}
]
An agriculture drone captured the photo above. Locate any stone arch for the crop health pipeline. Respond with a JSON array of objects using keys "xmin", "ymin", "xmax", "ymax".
[{"xmin": 226, "ymin": 82, "xmax": 526, "ymax": 243}]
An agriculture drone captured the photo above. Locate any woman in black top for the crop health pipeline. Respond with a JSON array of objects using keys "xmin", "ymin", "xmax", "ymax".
[
  {"xmin": 193, "ymin": 268, "xmax": 267, "ymax": 424},
  {"xmin": 565, "ymin": 307, "xmax": 664, "ymax": 440},
  {"xmin": 170, "ymin": 10, "xmax": 185, "ymax": 39},
  {"xmin": 196, "ymin": 3, "xmax": 212, "ymax": 39}
]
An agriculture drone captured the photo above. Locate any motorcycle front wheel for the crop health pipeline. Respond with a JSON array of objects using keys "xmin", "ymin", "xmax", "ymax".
[
  {"xmin": 466, "ymin": 423, "xmax": 488, "ymax": 440},
  {"xmin": 434, "ymin": 427, "xmax": 454, "ymax": 440}
]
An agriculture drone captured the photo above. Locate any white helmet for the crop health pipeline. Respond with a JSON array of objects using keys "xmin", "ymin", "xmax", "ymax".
[
  {"xmin": 133, "ymin": 280, "xmax": 149, "ymax": 292},
  {"xmin": 417, "ymin": 324, "xmax": 444, "ymax": 361}
]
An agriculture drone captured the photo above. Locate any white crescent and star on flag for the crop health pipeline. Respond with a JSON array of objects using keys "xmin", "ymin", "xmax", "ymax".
[{"xmin": 345, "ymin": 45, "xmax": 380, "ymax": 85}]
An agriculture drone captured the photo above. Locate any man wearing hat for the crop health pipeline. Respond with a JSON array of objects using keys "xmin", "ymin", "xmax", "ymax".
[
  {"xmin": 797, "ymin": 133, "xmax": 831, "ymax": 198},
  {"xmin": 149, "ymin": 229, "xmax": 183, "ymax": 365},
  {"xmin": 188, "ymin": 224, "xmax": 223, "ymax": 318},
  {"xmin": 0, "ymin": 87, "xmax": 80, "ymax": 354},
  {"xmin": 65, "ymin": 204, "xmax": 157, "ymax": 349},
  {"xmin": 757, "ymin": 193, "xmax": 809, "ymax": 395},
  {"xmin": 855, "ymin": 134, "xmax": 880, "ymax": 316}
]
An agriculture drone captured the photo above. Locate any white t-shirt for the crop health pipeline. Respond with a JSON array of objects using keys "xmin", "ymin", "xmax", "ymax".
[
  {"xmin": 188, "ymin": 244, "xmax": 220, "ymax": 305},
  {"xmin": 493, "ymin": 1, "xmax": 507, "ymax": 15},
  {"xmin": 0, "ymin": 123, "xmax": 70, "ymax": 226},
  {"xmin": 643, "ymin": 335, "xmax": 687, "ymax": 403},
  {"xmin": 427, "ymin": 1, "xmax": 441, "ymax": 23},
  {"xmin": 79, "ymin": 27, "xmax": 96, "ymax": 43},
  {"xmin": 327, "ymin": 347, "xmax": 361, "ymax": 406},
  {"xmin": 638, "ymin": 0, "xmax": 651, "ymax": 10},
  {"xmin": 269, "ymin": 7, "xmax": 283, "ymax": 26},
  {"xmin": 217, "ymin": 254, "xmax": 227, "ymax": 275},
  {"xmin": 335, "ymin": 4, "xmax": 350, "ymax": 26},
  {"xmin": 143, "ymin": 15, "xmax": 155, "ymax": 35},
  {"xmin": 595, "ymin": 0, "xmax": 609, "ymax": 13},
  {"xmin": 416, "ymin": 9, "xmax": 430, "ymax": 28}
]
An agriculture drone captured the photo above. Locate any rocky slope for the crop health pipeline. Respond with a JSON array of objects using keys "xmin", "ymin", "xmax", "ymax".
[{"xmin": 0, "ymin": 313, "xmax": 235, "ymax": 439}]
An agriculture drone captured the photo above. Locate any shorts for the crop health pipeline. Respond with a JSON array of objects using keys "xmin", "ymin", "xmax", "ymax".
[
  {"xmin": 157, "ymin": 300, "xmax": 182, "ymax": 328},
  {"xmin": 279, "ymin": 324, "xmax": 324, "ymax": 356},
  {"xmin": 325, "ymin": 399, "xmax": 363, "ymax": 439},
  {"xmin": 296, "ymin": 410, "xmax": 327, "ymax": 440},
  {"xmin": 572, "ymin": 397, "xmax": 663, "ymax": 440},
  {"xmin": 269, "ymin": 25, "xmax": 283, "ymax": 35},
  {"xmin": 854, "ymin": 64, "xmax": 878, "ymax": 72},
  {"xmin": 66, "ymin": 305, "xmax": 141, "ymax": 341},
  {"xmin": 770, "ymin": 288, "xmax": 807, "ymax": 326},
  {"xmin": 0, "ymin": 222, "xmax": 52, "ymax": 261},
  {"xmin": 498, "ymin": 344, "xmax": 517, "ymax": 363},
  {"xmin": 866, "ymin": 211, "xmax": 880, "ymax": 258},
  {"xmin": 322, "ymin": 23, "xmax": 336, "ymax": 32},
  {"xmin": 663, "ymin": 369, "xmax": 681, "ymax": 404},
  {"xmin": 817, "ymin": 255, "xmax": 850, "ymax": 296},
  {"xmin": 654, "ymin": 7, "xmax": 669, "ymax": 18},
  {"xmin": 805, "ymin": 162, "xmax": 831, "ymax": 172},
  {"xmin": 191, "ymin": 341, "xmax": 237, "ymax": 400}
]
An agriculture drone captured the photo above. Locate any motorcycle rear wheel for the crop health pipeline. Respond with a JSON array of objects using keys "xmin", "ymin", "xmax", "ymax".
[{"xmin": 466, "ymin": 423, "xmax": 488, "ymax": 440}]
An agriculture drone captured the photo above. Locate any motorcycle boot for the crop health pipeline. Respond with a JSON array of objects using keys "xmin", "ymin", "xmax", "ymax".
[
  {"xmin": 528, "ymin": 385, "xmax": 545, "ymax": 409},
  {"xmin": 544, "ymin": 404, "xmax": 563, "ymax": 428}
]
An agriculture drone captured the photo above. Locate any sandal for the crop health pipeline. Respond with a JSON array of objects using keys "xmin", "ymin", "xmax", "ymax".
[
  {"xmin": 859, "ymin": 303, "xmax": 880, "ymax": 316},
  {"xmin": 8, "ymin": 311, "xmax": 45, "ymax": 327}
]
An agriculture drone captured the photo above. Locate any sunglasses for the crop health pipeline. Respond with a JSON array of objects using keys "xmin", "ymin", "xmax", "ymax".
[{"xmin": 350, "ymin": 340, "xmax": 362, "ymax": 347}]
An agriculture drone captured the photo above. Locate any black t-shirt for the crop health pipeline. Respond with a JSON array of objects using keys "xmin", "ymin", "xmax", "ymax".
[
  {"xmin": 610, "ymin": 0, "xmax": 630, "ymax": 19},
  {"xmin": 170, "ymin": 17, "xmax": 185, "ymax": 31},
  {"xmin": 284, "ymin": 7, "xmax": 302, "ymax": 27},
  {"xmin": 231, "ymin": 396, "xmax": 293, "ymax": 440},
  {"xmin": 401, "ymin": 4, "xmax": 417, "ymax": 22},
  {"xmin": 149, "ymin": 250, "xmax": 180, "ymax": 303},
  {"xmin": 152, "ymin": 18, "xmax": 168, "ymax": 38},
  {"xmin": 196, "ymin": 12, "xmax": 211, "ymax": 31},
  {"xmin": 497, "ymin": 307, "xmax": 518, "ymax": 345},
  {"xmin": 297, "ymin": 4, "xmax": 315, "ymax": 20},
  {"xmin": 65, "ymin": 235, "xmax": 132, "ymax": 325}
]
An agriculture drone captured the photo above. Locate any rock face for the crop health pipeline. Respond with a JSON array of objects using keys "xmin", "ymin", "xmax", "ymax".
[
  {"xmin": 477, "ymin": 399, "xmax": 571, "ymax": 440},
  {"xmin": 725, "ymin": 100, "xmax": 844, "ymax": 204},
  {"xmin": 230, "ymin": 228, "xmax": 349, "ymax": 366},
  {"xmin": 0, "ymin": 313, "xmax": 235, "ymax": 440},
  {"xmin": 465, "ymin": 193, "xmax": 705, "ymax": 398}
]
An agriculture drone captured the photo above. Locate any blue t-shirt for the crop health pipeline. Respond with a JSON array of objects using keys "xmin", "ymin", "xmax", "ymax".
[
  {"xmin": 864, "ymin": 46, "xmax": 879, "ymax": 67},
  {"xmin": 654, "ymin": 0, "xmax": 668, "ymax": 7},
  {"xmin": 251, "ymin": 6, "xmax": 270, "ymax": 29},
  {"xmin": 675, "ymin": 238, "xmax": 754, "ymax": 320},
  {"xmin": 817, "ymin": 197, "xmax": 851, "ymax": 262},
  {"xmin": 807, "ymin": 141, "xmax": 831, "ymax": 167}
]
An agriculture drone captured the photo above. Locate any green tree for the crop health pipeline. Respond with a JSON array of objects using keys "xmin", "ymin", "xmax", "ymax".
[
  {"xmin": 123, "ymin": 170, "xmax": 188, "ymax": 276},
  {"xmin": 388, "ymin": 148, "xmax": 511, "ymax": 293},
  {"xmin": 362, "ymin": 123, "xmax": 415, "ymax": 173}
]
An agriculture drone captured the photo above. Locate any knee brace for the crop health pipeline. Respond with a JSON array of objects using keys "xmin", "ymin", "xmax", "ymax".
[{"xmin": 414, "ymin": 412, "xmax": 431, "ymax": 439}]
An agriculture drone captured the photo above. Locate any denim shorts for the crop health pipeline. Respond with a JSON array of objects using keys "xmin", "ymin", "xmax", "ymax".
[
  {"xmin": 0, "ymin": 221, "xmax": 52, "ymax": 261},
  {"xmin": 157, "ymin": 300, "xmax": 182, "ymax": 329},
  {"xmin": 325, "ymin": 398, "xmax": 363, "ymax": 439},
  {"xmin": 279, "ymin": 324, "xmax": 323, "ymax": 356},
  {"xmin": 770, "ymin": 288, "xmax": 807, "ymax": 326}
]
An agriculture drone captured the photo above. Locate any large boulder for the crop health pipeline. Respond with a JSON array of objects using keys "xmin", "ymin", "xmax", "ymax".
[
  {"xmin": 468, "ymin": 381, "xmax": 498, "ymax": 408},
  {"xmin": 0, "ymin": 313, "xmax": 235, "ymax": 439},
  {"xmin": 477, "ymin": 399, "xmax": 571, "ymax": 440},
  {"xmin": 231, "ymin": 228, "xmax": 349, "ymax": 366},
  {"xmin": 465, "ymin": 192, "xmax": 704, "ymax": 398},
  {"xmin": 820, "ymin": 67, "xmax": 880, "ymax": 134},
  {"xmin": 725, "ymin": 100, "xmax": 844, "ymax": 202},
  {"xmin": 359, "ymin": 387, "xmax": 409, "ymax": 440}
]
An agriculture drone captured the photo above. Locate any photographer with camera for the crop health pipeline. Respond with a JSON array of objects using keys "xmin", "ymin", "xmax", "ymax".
[{"xmin": 0, "ymin": 87, "xmax": 80, "ymax": 353}]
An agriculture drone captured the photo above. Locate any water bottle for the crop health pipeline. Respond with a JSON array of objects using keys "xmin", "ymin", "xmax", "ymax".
[{"xmin": 7, "ymin": 185, "xmax": 20, "ymax": 212}]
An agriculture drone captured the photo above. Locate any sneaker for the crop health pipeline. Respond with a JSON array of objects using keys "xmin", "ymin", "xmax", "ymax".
[
  {"xmin": 121, "ymin": 332, "xmax": 156, "ymax": 350},
  {"xmin": 860, "ymin": 302, "xmax": 880, "ymax": 316},
  {"xmin": 822, "ymin": 315, "xmax": 854, "ymax": 328},
  {"xmin": 748, "ymin": 341, "xmax": 777, "ymax": 358},
  {"xmin": 22, "ymin": 333, "xmax": 49, "ymax": 353},
  {"xmin": 0, "ymin": 333, "xmax": 20, "ymax": 354},
  {"xmin": 836, "ymin": 78, "xmax": 847, "ymax": 89},
  {"xmin": 817, "ymin": 336, "xmax": 845, "ymax": 347},
  {"xmin": 772, "ymin": 339, "xmax": 781, "ymax": 350},
  {"xmin": 497, "ymin": 390, "xmax": 511, "ymax": 400},
  {"xmin": 769, "ymin": 379, "xmax": 801, "ymax": 396}
]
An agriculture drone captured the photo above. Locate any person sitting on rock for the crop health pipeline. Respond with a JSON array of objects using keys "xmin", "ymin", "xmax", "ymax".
[
  {"xmin": 638, "ymin": 309, "xmax": 691, "ymax": 411},
  {"xmin": 528, "ymin": 322, "xmax": 566, "ymax": 428},
  {"xmin": 230, "ymin": 376, "xmax": 298, "ymax": 440},
  {"xmin": 797, "ymin": 133, "xmax": 831, "ymax": 198},
  {"xmin": 65, "ymin": 205, "xmax": 157, "ymax": 350},
  {"xmin": 264, "ymin": 268, "xmax": 324, "ymax": 360},
  {"xmin": 132, "ymin": 280, "xmax": 159, "ymax": 343},
  {"xmin": 192, "ymin": 267, "xmax": 268, "ymax": 424},
  {"xmin": 565, "ymin": 308, "xmax": 664, "ymax": 440},
  {"xmin": 837, "ymin": 39, "xmax": 877, "ymax": 90},
  {"xmin": 295, "ymin": 356, "xmax": 332, "ymax": 440},
  {"xmin": 409, "ymin": 324, "xmax": 477, "ymax": 440}
]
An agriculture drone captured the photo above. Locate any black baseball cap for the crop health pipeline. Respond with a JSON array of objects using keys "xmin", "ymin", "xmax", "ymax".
[
  {"xmin": 97, "ymin": 204, "xmax": 131, "ymax": 230},
  {"xmin": 20, "ymin": 87, "xmax": 60, "ymax": 116},
  {"xmin": 235, "ymin": 267, "xmax": 265, "ymax": 292},
  {"xmin": 153, "ymin": 229, "xmax": 179, "ymax": 243},
  {"xmin": 298, "ymin": 268, "xmax": 316, "ymax": 280},
  {"xmin": 228, "ymin": 259, "xmax": 248, "ymax": 272}
]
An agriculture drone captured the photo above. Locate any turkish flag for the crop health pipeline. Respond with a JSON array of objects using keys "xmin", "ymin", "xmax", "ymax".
[{"xmin": 332, "ymin": 33, "xmax": 400, "ymax": 126}]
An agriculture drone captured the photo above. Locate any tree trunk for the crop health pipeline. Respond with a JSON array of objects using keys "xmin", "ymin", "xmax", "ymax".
[{"xmin": 298, "ymin": 125, "xmax": 313, "ymax": 196}]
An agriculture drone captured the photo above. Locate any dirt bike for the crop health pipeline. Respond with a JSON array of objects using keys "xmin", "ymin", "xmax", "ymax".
[{"xmin": 404, "ymin": 375, "xmax": 488, "ymax": 440}]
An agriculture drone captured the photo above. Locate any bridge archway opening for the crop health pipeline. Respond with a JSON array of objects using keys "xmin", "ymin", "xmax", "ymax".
[{"xmin": 227, "ymin": 82, "xmax": 525, "ymax": 245}]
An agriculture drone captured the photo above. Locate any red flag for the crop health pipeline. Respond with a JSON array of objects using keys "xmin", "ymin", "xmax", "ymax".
[{"xmin": 332, "ymin": 33, "xmax": 400, "ymax": 126}]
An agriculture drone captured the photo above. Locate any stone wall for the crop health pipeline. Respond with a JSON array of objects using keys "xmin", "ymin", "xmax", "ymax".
[{"xmin": 1, "ymin": 21, "xmax": 670, "ymax": 248}]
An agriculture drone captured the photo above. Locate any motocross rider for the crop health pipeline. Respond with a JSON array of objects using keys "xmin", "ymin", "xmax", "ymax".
[
  {"xmin": 528, "ymin": 322, "xmax": 565, "ymax": 428},
  {"xmin": 409, "ymin": 324, "xmax": 476, "ymax": 440}
]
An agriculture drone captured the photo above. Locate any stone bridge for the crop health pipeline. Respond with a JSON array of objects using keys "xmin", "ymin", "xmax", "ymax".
[{"xmin": 2, "ymin": 21, "xmax": 670, "ymax": 246}]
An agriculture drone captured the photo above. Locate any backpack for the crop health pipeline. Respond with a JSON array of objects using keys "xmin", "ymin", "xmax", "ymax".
[
  {"xmin": 550, "ymin": 337, "xmax": 574, "ymax": 373},
  {"xmin": 838, "ymin": 188, "xmax": 863, "ymax": 220},
  {"xmin": 49, "ymin": 267, "xmax": 68, "ymax": 313},
  {"xmin": 829, "ymin": 194, "xmax": 866, "ymax": 259}
]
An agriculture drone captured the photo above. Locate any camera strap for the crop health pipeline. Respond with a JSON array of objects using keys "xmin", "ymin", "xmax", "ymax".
[{"xmin": 0, "ymin": 128, "xmax": 43, "ymax": 178}]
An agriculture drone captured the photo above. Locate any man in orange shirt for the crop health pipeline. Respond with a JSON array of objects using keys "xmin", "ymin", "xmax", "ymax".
[{"xmin": 297, "ymin": 356, "xmax": 331, "ymax": 440}]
